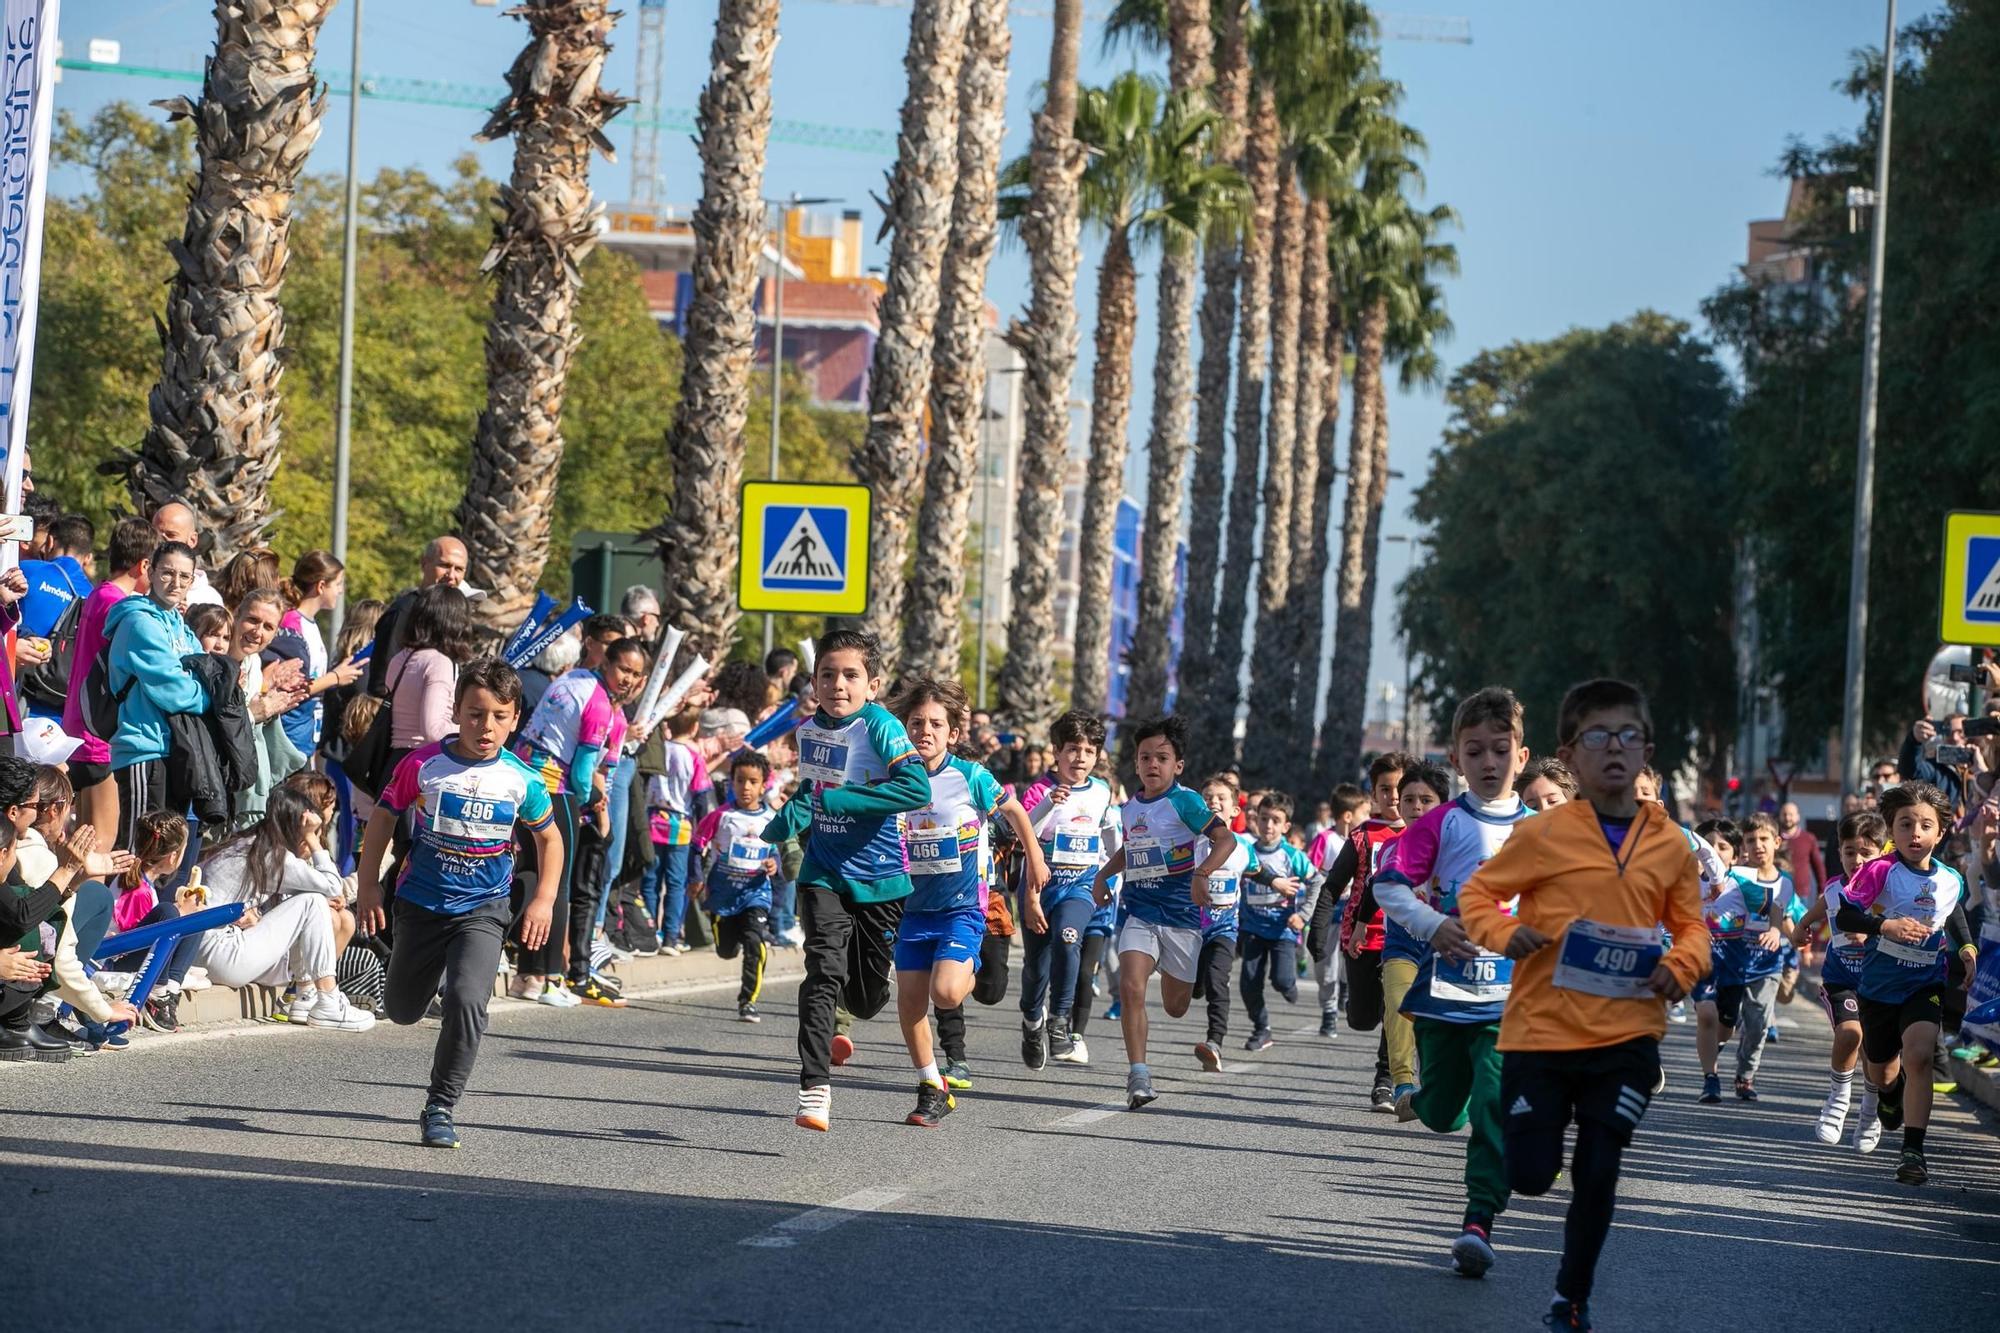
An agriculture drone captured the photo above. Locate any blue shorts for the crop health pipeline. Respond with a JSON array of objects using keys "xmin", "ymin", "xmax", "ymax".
[{"xmin": 894, "ymin": 906, "xmax": 986, "ymax": 973}]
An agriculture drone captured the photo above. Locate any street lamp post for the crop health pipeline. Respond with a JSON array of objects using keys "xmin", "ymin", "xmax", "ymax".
[
  {"xmin": 763, "ymin": 193, "xmax": 837, "ymax": 656},
  {"xmin": 329, "ymin": 0, "xmax": 364, "ymax": 634},
  {"xmin": 1840, "ymin": 0, "xmax": 1898, "ymax": 797}
]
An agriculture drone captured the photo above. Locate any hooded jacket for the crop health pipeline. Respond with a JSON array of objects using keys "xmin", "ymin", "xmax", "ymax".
[{"xmin": 104, "ymin": 594, "xmax": 209, "ymax": 768}]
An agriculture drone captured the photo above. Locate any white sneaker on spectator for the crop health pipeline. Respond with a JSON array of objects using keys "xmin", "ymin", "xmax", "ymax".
[
  {"xmin": 286, "ymin": 990, "xmax": 318, "ymax": 1024},
  {"xmin": 181, "ymin": 967, "xmax": 212, "ymax": 992},
  {"xmin": 95, "ymin": 971, "xmax": 139, "ymax": 1000},
  {"xmin": 308, "ymin": 991, "xmax": 377, "ymax": 1032},
  {"xmin": 782, "ymin": 925, "xmax": 805, "ymax": 947},
  {"xmin": 507, "ymin": 975, "xmax": 539, "ymax": 1000},
  {"xmin": 538, "ymin": 981, "xmax": 582, "ymax": 1008}
]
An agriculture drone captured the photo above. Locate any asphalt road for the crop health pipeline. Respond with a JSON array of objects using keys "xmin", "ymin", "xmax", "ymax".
[{"xmin": 4, "ymin": 973, "xmax": 2000, "ymax": 1332}]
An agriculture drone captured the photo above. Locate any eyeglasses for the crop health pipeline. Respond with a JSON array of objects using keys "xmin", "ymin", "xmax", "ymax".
[
  {"xmin": 1570, "ymin": 726, "xmax": 1649, "ymax": 752},
  {"xmin": 1871, "ymin": 770, "xmax": 1897, "ymax": 783}
]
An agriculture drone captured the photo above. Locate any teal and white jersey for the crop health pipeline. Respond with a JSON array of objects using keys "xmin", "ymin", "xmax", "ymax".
[
  {"xmin": 796, "ymin": 701, "xmax": 920, "ymax": 882},
  {"xmin": 1117, "ymin": 783, "xmax": 1219, "ymax": 931},
  {"xmin": 904, "ymin": 754, "xmax": 1005, "ymax": 914}
]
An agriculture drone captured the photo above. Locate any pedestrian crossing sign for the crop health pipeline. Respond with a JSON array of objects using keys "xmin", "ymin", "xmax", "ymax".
[
  {"xmin": 1940, "ymin": 510, "xmax": 2000, "ymax": 646},
  {"xmin": 738, "ymin": 481, "xmax": 871, "ymax": 615}
]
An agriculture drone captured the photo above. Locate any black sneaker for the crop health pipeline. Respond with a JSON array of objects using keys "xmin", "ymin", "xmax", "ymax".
[
  {"xmin": 1370, "ymin": 1083, "xmax": 1395, "ymax": 1113},
  {"xmin": 906, "ymin": 1080, "xmax": 955, "ymax": 1127},
  {"xmin": 1878, "ymin": 1091, "xmax": 1906, "ymax": 1132},
  {"xmin": 1734, "ymin": 1077, "xmax": 1759, "ymax": 1102},
  {"xmin": 1049, "ymin": 1025, "xmax": 1076, "ymax": 1061},
  {"xmin": 1895, "ymin": 1149, "xmax": 1929, "ymax": 1186},
  {"xmin": 1544, "ymin": 1299, "xmax": 1592, "ymax": 1331},
  {"xmin": 420, "ymin": 1102, "xmax": 461, "ymax": 1149},
  {"xmin": 1021, "ymin": 1021, "xmax": 1047, "ymax": 1071},
  {"xmin": 1698, "ymin": 1074, "xmax": 1722, "ymax": 1104},
  {"xmin": 1317, "ymin": 1013, "xmax": 1338, "ymax": 1039},
  {"xmin": 143, "ymin": 993, "xmax": 182, "ymax": 1033},
  {"xmin": 1451, "ymin": 1217, "xmax": 1495, "ymax": 1278},
  {"xmin": 738, "ymin": 1002, "xmax": 761, "ymax": 1023},
  {"xmin": 1245, "ymin": 1029, "xmax": 1274, "ymax": 1052}
]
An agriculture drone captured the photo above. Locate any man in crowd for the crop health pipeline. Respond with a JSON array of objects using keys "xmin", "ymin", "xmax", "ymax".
[
  {"xmin": 148, "ymin": 503, "xmax": 223, "ymax": 607},
  {"xmin": 367, "ymin": 536, "xmax": 471, "ymax": 698},
  {"xmin": 619, "ymin": 587, "xmax": 661, "ymax": 645},
  {"xmin": 1900, "ymin": 713, "xmax": 1971, "ymax": 812},
  {"xmin": 1777, "ymin": 801, "xmax": 1825, "ymax": 899}
]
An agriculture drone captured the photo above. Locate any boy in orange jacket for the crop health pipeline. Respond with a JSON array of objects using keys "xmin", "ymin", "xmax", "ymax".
[{"xmin": 1457, "ymin": 679, "xmax": 1709, "ymax": 1333}]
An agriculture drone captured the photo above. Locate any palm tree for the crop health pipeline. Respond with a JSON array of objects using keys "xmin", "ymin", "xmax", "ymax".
[
  {"xmin": 654, "ymin": 0, "xmax": 781, "ymax": 660},
  {"xmin": 1319, "ymin": 170, "xmax": 1456, "ymax": 783},
  {"xmin": 1291, "ymin": 256, "xmax": 1345, "ymax": 754},
  {"xmin": 130, "ymin": 0, "xmax": 338, "ymax": 563},
  {"xmin": 996, "ymin": 0, "xmax": 1087, "ymax": 732},
  {"xmin": 458, "ymin": 1, "xmax": 630, "ymax": 627},
  {"xmin": 901, "ymin": 0, "xmax": 1011, "ymax": 681},
  {"xmin": 853, "ymin": 0, "xmax": 974, "ymax": 661},
  {"xmin": 1123, "ymin": 0, "xmax": 1216, "ymax": 725},
  {"xmin": 1025, "ymin": 77, "xmax": 1239, "ymax": 716}
]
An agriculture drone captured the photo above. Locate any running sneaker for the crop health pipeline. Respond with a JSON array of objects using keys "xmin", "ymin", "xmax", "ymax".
[
  {"xmin": 1698, "ymin": 1073, "xmax": 1722, "ymax": 1104},
  {"xmin": 1764, "ymin": 1026, "xmax": 1780, "ymax": 1045},
  {"xmin": 795, "ymin": 1083, "xmax": 831, "ymax": 1132},
  {"xmin": 420, "ymin": 1102, "xmax": 461, "ymax": 1150},
  {"xmin": 1393, "ymin": 1083, "xmax": 1420, "ymax": 1122},
  {"xmin": 587, "ymin": 970, "xmax": 626, "ymax": 999},
  {"xmin": 1931, "ymin": 1078, "xmax": 1958, "ymax": 1095},
  {"xmin": 1668, "ymin": 1001, "xmax": 1689, "ymax": 1025},
  {"xmin": 1021, "ymin": 1021, "xmax": 1047, "ymax": 1071},
  {"xmin": 537, "ymin": 981, "xmax": 581, "ymax": 1008},
  {"xmin": 81, "ymin": 1021, "xmax": 130, "ymax": 1052},
  {"xmin": 142, "ymin": 993, "xmax": 182, "ymax": 1033},
  {"xmin": 1104, "ymin": 1000, "xmax": 1121, "ymax": 1022},
  {"xmin": 1544, "ymin": 1298, "xmax": 1593, "ymax": 1331},
  {"xmin": 1126, "ymin": 1065, "xmax": 1158, "ymax": 1110},
  {"xmin": 1895, "ymin": 1149, "xmax": 1929, "ymax": 1186},
  {"xmin": 1878, "ymin": 1090, "xmax": 1906, "ymax": 1132},
  {"xmin": 507, "ymin": 975, "xmax": 539, "ymax": 1000},
  {"xmin": 1370, "ymin": 1083, "xmax": 1395, "ymax": 1114},
  {"xmin": 1854, "ymin": 1088, "xmax": 1882, "ymax": 1153},
  {"xmin": 830, "ymin": 1033, "xmax": 855, "ymax": 1067},
  {"xmin": 738, "ymin": 1002, "xmax": 761, "ymax": 1023},
  {"xmin": 1245, "ymin": 1029, "xmax": 1275, "ymax": 1052},
  {"xmin": 1194, "ymin": 1041, "xmax": 1223, "ymax": 1073},
  {"xmin": 1451, "ymin": 1218, "xmax": 1495, "ymax": 1279},
  {"xmin": 285, "ymin": 988, "xmax": 318, "ymax": 1024},
  {"xmin": 1734, "ymin": 1077, "xmax": 1759, "ymax": 1102},
  {"xmin": 1317, "ymin": 1013, "xmax": 1339, "ymax": 1039},
  {"xmin": 906, "ymin": 1080, "xmax": 956, "ymax": 1128},
  {"xmin": 1050, "ymin": 1025, "xmax": 1077, "ymax": 1062},
  {"xmin": 575, "ymin": 980, "xmax": 628, "ymax": 1008},
  {"xmin": 1815, "ymin": 1089, "xmax": 1852, "ymax": 1145},
  {"xmin": 942, "ymin": 1059, "xmax": 973, "ymax": 1089},
  {"xmin": 1058, "ymin": 1037, "xmax": 1088, "ymax": 1067},
  {"xmin": 307, "ymin": 992, "xmax": 377, "ymax": 1032}
]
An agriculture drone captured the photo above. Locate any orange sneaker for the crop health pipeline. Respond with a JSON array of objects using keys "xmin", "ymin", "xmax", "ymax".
[{"xmin": 831, "ymin": 1033, "xmax": 855, "ymax": 1067}]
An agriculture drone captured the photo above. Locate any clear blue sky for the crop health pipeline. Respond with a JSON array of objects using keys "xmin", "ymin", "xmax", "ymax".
[{"xmin": 51, "ymin": 0, "xmax": 1931, "ymax": 708}]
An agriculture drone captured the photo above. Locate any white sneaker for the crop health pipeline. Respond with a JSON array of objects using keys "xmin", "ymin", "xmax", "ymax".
[
  {"xmin": 782, "ymin": 924, "xmax": 806, "ymax": 947},
  {"xmin": 1065, "ymin": 1036, "xmax": 1090, "ymax": 1066},
  {"xmin": 1854, "ymin": 1089, "xmax": 1882, "ymax": 1153},
  {"xmin": 794, "ymin": 1083, "xmax": 831, "ymax": 1131},
  {"xmin": 507, "ymin": 975, "xmax": 539, "ymax": 1000},
  {"xmin": 286, "ymin": 989, "xmax": 319, "ymax": 1024},
  {"xmin": 538, "ymin": 981, "xmax": 582, "ymax": 1008},
  {"xmin": 181, "ymin": 967, "xmax": 212, "ymax": 992},
  {"xmin": 307, "ymin": 991, "xmax": 377, "ymax": 1032},
  {"xmin": 1815, "ymin": 1089, "xmax": 1851, "ymax": 1145}
]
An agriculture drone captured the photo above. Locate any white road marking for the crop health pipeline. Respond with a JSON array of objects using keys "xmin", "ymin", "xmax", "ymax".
[
  {"xmin": 1053, "ymin": 1103, "xmax": 1127, "ymax": 1126},
  {"xmin": 739, "ymin": 1187, "xmax": 908, "ymax": 1248}
]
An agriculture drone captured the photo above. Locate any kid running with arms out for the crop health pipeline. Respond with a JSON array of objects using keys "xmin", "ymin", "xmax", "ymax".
[
  {"xmin": 358, "ymin": 659, "xmax": 563, "ymax": 1150},
  {"xmin": 1369, "ymin": 688, "xmax": 1534, "ymax": 1278},
  {"xmin": 1698, "ymin": 811, "xmax": 1802, "ymax": 1103},
  {"xmin": 888, "ymin": 675, "xmax": 1046, "ymax": 1126},
  {"xmin": 1192, "ymin": 773, "xmax": 1254, "ymax": 1071},
  {"xmin": 1457, "ymin": 679, "xmax": 1710, "ymax": 1332},
  {"xmin": 692, "ymin": 751, "xmax": 782, "ymax": 1023},
  {"xmin": 1016, "ymin": 709, "xmax": 1118, "ymax": 1071},
  {"xmin": 758, "ymin": 630, "xmax": 933, "ymax": 1132},
  {"xmin": 1089, "ymin": 716, "xmax": 1236, "ymax": 1109},
  {"xmin": 1792, "ymin": 809, "xmax": 1887, "ymax": 1148},
  {"xmin": 1238, "ymin": 792, "xmax": 1312, "ymax": 1053},
  {"xmin": 1835, "ymin": 783, "xmax": 1975, "ymax": 1185}
]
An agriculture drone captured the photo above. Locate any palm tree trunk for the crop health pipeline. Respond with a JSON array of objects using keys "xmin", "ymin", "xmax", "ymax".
[
  {"xmin": 655, "ymin": 0, "xmax": 780, "ymax": 660},
  {"xmin": 853, "ymin": 0, "xmax": 973, "ymax": 663},
  {"xmin": 1201, "ymin": 82, "xmax": 1277, "ymax": 764},
  {"xmin": 132, "ymin": 0, "xmax": 337, "ymax": 564},
  {"xmin": 1278, "ymin": 195, "xmax": 1330, "ymax": 711},
  {"xmin": 1238, "ymin": 172, "xmax": 1304, "ymax": 782},
  {"xmin": 996, "ymin": 0, "xmax": 1085, "ymax": 732},
  {"xmin": 900, "ymin": 0, "xmax": 1010, "ymax": 681},
  {"xmin": 1069, "ymin": 224, "xmax": 1138, "ymax": 715},
  {"xmin": 1175, "ymin": 0, "xmax": 1249, "ymax": 751},
  {"xmin": 458, "ymin": 0, "xmax": 629, "ymax": 628},
  {"xmin": 1124, "ymin": 0, "xmax": 1214, "ymax": 724},
  {"xmin": 1320, "ymin": 294, "xmax": 1387, "ymax": 784},
  {"xmin": 1297, "ymin": 292, "xmax": 1343, "ymax": 777}
]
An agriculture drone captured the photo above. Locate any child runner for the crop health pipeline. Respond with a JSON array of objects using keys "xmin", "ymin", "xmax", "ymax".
[
  {"xmin": 1016, "ymin": 709, "xmax": 1117, "ymax": 1070},
  {"xmin": 1088, "ymin": 716, "xmax": 1236, "ymax": 1108},
  {"xmin": 759, "ymin": 629, "xmax": 932, "ymax": 1132},
  {"xmin": 1238, "ymin": 791, "xmax": 1312, "ymax": 1052},
  {"xmin": 1457, "ymin": 678, "xmax": 1709, "ymax": 1332},
  {"xmin": 1835, "ymin": 782, "xmax": 1975, "ymax": 1185},
  {"xmin": 359, "ymin": 659, "xmax": 563, "ymax": 1149},
  {"xmin": 1323, "ymin": 753, "xmax": 1417, "ymax": 1109},
  {"xmin": 1688, "ymin": 817, "xmax": 1741, "ymax": 1096},
  {"xmin": 1516, "ymin": 757, "xmax": 1577, "ymax": 813},
  {"xmin": 1370, "ymin": 688, "xmax": 1533, "ymax": 1277},
  {"xmin": 692, "ymin": 751, "xmax": 780, "ymax": 1023},
  {"xmin": 887, "ymin": 675, "xmax": 1046, "ymax": 1127},
  {"xmin": 1697, "ymin": 811, "xmax": 1800, "ymax": 1103},
  {"xmin": 1192, "ymin": 773, "xmax": 1254, "ymax": 1071},
  {"xmin": 1070, "ymin": 843, "xmax": 1122, "ymax": 1054},
  {"xmin": 1792, "ymin": 808, "xmax": 1887, "ymax": 1147},
  {"xmin": 643, "ymin": 707, "xmax": 714, "ymax": 957},
  {"xmin": 1300, "ymin": 782, "xmax": 1371, "ymax": 1039}
]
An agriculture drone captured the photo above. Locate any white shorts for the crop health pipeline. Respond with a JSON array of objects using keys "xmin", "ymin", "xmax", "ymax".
[{"xmin": 1116, "ymin": 917, "xmax": 1201, "ymax": 984}]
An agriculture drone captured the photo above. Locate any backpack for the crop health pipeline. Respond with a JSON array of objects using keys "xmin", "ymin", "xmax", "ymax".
[
  {"xmin": 78, "ymin": 651, "xmax": 137, "ymax": 741},
  {"xmin": 16, "ymin": 591, "xmax": 86, "ymax": 712}
]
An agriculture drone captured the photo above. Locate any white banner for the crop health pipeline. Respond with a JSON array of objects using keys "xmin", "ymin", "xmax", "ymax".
[{"xmin": 0, "ymin": 0, "xmax": 59, "ymax": 569}]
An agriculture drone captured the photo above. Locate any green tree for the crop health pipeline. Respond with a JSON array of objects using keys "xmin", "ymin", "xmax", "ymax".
[{"xmin": 1399, "ymin": 314, "xmax": 1737, "ymax": 776}]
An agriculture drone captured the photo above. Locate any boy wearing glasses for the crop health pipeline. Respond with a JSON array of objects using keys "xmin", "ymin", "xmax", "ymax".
[{"xmin": 1457, "ymin": 679, "xmax": 1709, "ymax": 1333}]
